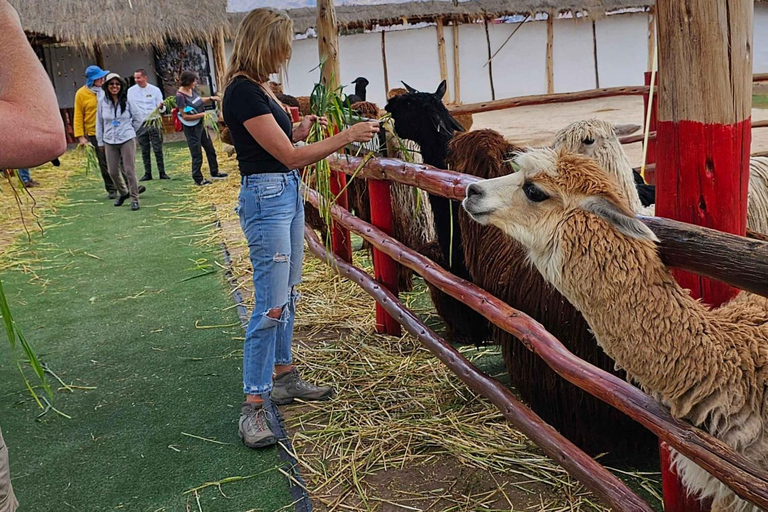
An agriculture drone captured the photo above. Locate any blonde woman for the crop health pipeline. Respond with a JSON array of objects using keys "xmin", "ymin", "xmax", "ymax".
[{"xmin": 223, "ymin": 7, "xmax": 379, "ymax": 449}]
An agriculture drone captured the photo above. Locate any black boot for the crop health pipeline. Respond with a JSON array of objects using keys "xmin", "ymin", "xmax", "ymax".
[
  {"xmin": 139, "ymin": 174, "xmax": 152, "ymax": 181},
  {"xmin": 114, "ymin": 194, "xmax": 129, "ymax": 206},
  {"xmin": 159, "ymin": 173, "xmax": 171, "ymax": 180}
]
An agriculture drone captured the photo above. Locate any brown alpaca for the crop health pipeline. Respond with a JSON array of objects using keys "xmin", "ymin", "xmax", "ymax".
[
  {"xmin": 449, "ymin": 130, "xmax": 656, "ymax": 457},
  {"xmin": 463, "ymin": 147, "xmax": 768, "ymax": 512},
  {"xmin": 350, "ymin": 101, "xmax": 381, "ymax": 119}
]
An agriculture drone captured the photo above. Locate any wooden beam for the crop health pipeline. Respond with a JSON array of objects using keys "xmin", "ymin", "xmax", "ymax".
[
  {"xmin": 317, "ymin": 0, "xmax": 340, "ymax": 89},
  {"xmin": 436, "ymin": 18, "xmax": 449, "ymax": 101},
  {"xmin": 452, "ymin": 21, "xmax": 461, "ymax": 103},
  {"xmin": 591, "ymin": 20, "xmax": 600, "ymax": 88},
  {"xmin": 484, "ymin": 18, "xmax": 496, "ymax": 101},
  {"xmin": 381, "ymin": 31, "xmax": 389, "ymax": 96},
  {"xmin": 546, "ymin": 14, "xmax": 554, "ymax": 94},
  {"xmin": 211, "ymin": 27, "xmax": 227, "ymax": 94}
]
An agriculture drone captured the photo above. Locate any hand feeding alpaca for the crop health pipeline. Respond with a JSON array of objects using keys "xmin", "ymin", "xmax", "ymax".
[
  {"xmin": 463, "ymin": 147, "xmax": 768, "ymax": 511},
  {"xmin": 553, "ymin": 119, "xmax": 768, "ymax": 234}
]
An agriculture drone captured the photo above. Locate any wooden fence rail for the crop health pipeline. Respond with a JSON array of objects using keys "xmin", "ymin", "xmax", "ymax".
[
  {"xmin": 304, "ymin": 226, "xmax": 653, "ymax": 512},
  {"xmin": 327, "ymin": 154, "xmax": 768, "ymax": 298},
  {"xmin": 304, "ymin": 185, "xmax": 768, "ymax": 508}
]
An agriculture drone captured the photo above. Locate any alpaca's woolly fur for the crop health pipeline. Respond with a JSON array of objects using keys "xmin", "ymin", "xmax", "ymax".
[
  {"xmin": 349, "ymin": 101, "xmax": 381, "ymax": 120},
  {"xmin": 451, "ymin": 130, "xmax": 657, "ymax": 456},
  {"xmin": 555, "ymin": 119, "xmax": 768, "ymax": 234},
  {"xmin": 463, "ymin": 147, "xmax": 768, "ymax": 511}
]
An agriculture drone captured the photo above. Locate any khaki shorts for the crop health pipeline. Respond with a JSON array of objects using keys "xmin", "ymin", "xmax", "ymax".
[{"xmin": 0, "ymin": 428, "xmax": 18, "ymax": 512}]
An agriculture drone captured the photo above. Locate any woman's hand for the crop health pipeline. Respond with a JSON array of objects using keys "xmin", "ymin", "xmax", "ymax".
[
  {"xmin": 293, "ymin": 115, "xmax": 328, "ymax": 142},
  {"xmin": 344, "ymin": 121, "xmax": 380, "ymax": 143}
]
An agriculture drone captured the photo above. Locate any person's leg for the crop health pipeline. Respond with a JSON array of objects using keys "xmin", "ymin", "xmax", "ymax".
[
  {"xmin": 105, "ymin": 144, "xmax": 128, "ymax": 203},
  {"xmin": 89, "ymin": 135, "xmax": 115, "ymax": 195},
  {"xmin": 271, "ymin": 171, "xmax": 332, "ymax": 405},
  {"xmin": 150, "ymin": 127, "xmax": 167, "ymax": 178},
  {"xmin": 17, "ymin": 169, "xmax": 30, "ymax": 183},
  {"xmin": 184, "ymin": 125, "xmax": 204, "ymax": 184},
  {"xmin": 0, "ymin": 428, "xmax": 18, "ymax": 512},
  {"xmin": 120, "ymin": 139, "xmax": 140, "ymax": 204},
  {"xmin": 136, "ymin": 127, "xmax": 153, "ymax": 180},
  {"xmin": 200, "ymin": 129, "xmax": 222, "ymax": 177}
]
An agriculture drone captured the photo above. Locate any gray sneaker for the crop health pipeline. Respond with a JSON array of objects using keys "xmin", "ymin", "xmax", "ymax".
[
  {"xmin": 238, "ymin": 402, "xmax": 277, "ymax": 449},
  {"xmin": 271, "ymin": 369, "xmax": 333, "ymax": 405}
]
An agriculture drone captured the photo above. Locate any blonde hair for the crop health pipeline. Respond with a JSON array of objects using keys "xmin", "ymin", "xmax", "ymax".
[{"xmin": 225, "ymin": 8, "xmax": 293, "ymax": 87}]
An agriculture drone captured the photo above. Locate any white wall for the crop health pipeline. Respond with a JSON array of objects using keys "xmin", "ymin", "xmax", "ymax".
[
  {"xmin": 755, "ymin": 3, "xmax": 768, "ymax": 73},
  {"xmin": 488, "ymin": 19, "xmax": 548, "ymax": 99},
  {"xmin": 595, "ymin": 12, "xmax": 648, "ymax": 87},
  {"xmin": 340, "ymin": 31, "xmax": 386, "ymax": 105},
  {"xmin": 384, "ymin": 25, "xmax": 443, "ymax": 102},
  {"xmin": 552, "ymin": 18, "xmax": 597, "ymax": 93},
  {"xmin": 456, "ymin": 24, "xmax": 492, "ymax": 104}
]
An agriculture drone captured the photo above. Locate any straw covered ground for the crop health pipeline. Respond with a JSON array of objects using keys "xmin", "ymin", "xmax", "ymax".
[{"xmin": 199, "ymin": 149, "xmax": 663, "ymax": 511}]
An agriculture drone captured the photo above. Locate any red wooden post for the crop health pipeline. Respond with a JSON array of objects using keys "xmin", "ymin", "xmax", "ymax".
[
  {"xmin": 368, "ymin": 179, "xmax": 401, "ymax": 335},
  {"xmin": 329, "ymin": 170, "xmax": 353, "ymax": 263},
  {"xmin": 655, "ymin": 1, "xmax": 753, "ymax": 510},
  {"xmin": 642, "ymin": 71, "xmax": 658, "ymax": 184}
]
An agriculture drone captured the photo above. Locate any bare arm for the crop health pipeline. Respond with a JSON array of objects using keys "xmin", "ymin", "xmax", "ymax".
[
  {"xmin": 0, "ymin": 0, "xmax": 66, "ymax": 168},
  {"xmin": 244, "ymin": 114, "xmax": 378, "ymax": 170}
]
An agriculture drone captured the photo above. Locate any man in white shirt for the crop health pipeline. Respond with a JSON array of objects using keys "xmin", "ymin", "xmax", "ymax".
[{"xmin": 127, "ymin": 69, "xmax": 169, "ymax": 180}]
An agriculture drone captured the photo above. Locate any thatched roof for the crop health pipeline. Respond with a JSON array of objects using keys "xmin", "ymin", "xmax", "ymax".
[
  {"xmin": 282, "ymin": 0, "xmax": 653, "ymax": 33},
  {"xmin": 11, "ymin": 0, "xmax": 233, "ymax": 47}
]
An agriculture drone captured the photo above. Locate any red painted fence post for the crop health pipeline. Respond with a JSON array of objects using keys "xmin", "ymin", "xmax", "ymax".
[
  {"xmin": 655, "ymin": 1, "xmax": 753, "ymax": 510},
  {"xmin": 368, "ymin": 179, "xmax": 402, "ymax": 335},
  {"xmin": 642, "ymin": 71, "xmax": 658, "ymax": 184},
  {"xmin": 329, "ymin": 170, "xmax": 353, "ymax": 263}
]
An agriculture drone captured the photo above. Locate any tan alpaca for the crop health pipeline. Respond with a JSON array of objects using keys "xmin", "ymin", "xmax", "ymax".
[{"xmin": 463, "ymin": 148, "xmax": 768, "ymax": 512}]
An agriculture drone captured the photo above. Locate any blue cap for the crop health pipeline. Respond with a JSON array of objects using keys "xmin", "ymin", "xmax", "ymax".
[{"xmin": 85, "ymin": 65, "xmax": 110, "ymax": 87}]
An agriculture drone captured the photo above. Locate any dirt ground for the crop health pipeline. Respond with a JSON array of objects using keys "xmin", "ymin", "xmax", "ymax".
[{"xmin": 472, "ymin": 95, "xmax": 768, "ymax": 165}]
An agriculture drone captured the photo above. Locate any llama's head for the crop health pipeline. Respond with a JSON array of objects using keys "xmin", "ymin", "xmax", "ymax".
[
  {"xmin": 552, "ymin": 119, "xmax": 642, "ymax": 212},
  {"xmin": 462, "ymin": 148, "xmax": 657, "ymax": 286},
  {"xmin": 447, "ymin": 129, "xmax": 518, "ymax": 179},
  {"xmin": 384, "ymin": 80, "xmax": 464, "ymax": 149}
]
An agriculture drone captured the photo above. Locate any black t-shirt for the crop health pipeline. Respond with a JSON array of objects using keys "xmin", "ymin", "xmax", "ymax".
[{"xmin": 223, "ymin": 76, "xmax": 293, "ymax": 175}]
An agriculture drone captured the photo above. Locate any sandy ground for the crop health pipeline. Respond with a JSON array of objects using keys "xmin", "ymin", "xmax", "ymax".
[{"xmin": 471, "ymin": 96, "xmax": 768, "ymax": 166}]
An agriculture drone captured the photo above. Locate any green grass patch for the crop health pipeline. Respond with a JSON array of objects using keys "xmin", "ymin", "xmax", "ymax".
[
  {"xmin": 753, "ymin": 93, "xmax": 768, "ymax": 109},
  {"xmin": 0, "ymin": 148, "xmax": 293, "ymax": 511}
]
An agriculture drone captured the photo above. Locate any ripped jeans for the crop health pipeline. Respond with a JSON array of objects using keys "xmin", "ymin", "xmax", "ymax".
[{"xmin": 237, "ymin": 170, "xmax": 304, "ymax": 396}]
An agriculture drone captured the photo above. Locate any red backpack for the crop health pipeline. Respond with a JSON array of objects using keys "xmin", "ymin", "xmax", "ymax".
[{"xmin": 171, "ymin": 107, "xmax": 183, "ymax": 132}]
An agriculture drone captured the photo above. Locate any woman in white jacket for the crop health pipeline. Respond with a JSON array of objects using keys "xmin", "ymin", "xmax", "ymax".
[{"xmin": 97, "ymin": 73, "xmax": 141, "ymax": 210}]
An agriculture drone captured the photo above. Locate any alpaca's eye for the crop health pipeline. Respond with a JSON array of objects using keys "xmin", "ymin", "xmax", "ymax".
[
  {"xmin": 523, "ymin": 183, "xmax": 549, "ymax": 203},
  {"xmin": 583, "ymin": 137, "xmax": 595, "ymax": 145}
]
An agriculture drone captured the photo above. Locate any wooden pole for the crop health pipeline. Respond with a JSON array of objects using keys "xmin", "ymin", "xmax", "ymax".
[
  {"xmin": 647, "ymin": 7, "xmax": 656, "ymax": 72},
  {"xmin": 642, "ymin": 71, "xmax": 658, "ymax": 184},
  {"xmin": 316, "ymin": 0, "xmax": 352, "ymax": 262},
  {"xmin": 93, "ymin": 44, "xmax": 105, "ymax": 69},
  {"xmin": 655, "ymin": 0, "xmax": 753, "ymax": 509},
  {"xmin": 367, "ymin": 180, "xmax": 401, "ymax": 335},
  {"xmin": 436, "ymin": 18, "xmax": 449, "ymax": 102},
  {"xmin": 211, "ymin": 27, "xmax": 227, "ymax": 94},
  {"xmin": 381, "ymin": 31, "xmax": 390, "ymax": 96},
  {"xmin": 484, "ymin": 18, "xmax": 496, "ymax": 101},
  {"xmin": 546, "ymin": 14, "xmax": 554, "ymax": 94},
  {"xmin": 452, "ymin": 21, "xmax": 461, "ymax": 103},
  {"xmin": 591, "ymin": 20, "xmax": 600, "ymax": 88}
]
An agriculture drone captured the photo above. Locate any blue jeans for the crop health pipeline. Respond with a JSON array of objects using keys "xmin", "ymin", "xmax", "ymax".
[
  {"xmin": 238, "ymin": 170, "xmax": 304, "ymax": 396},
  {"xmin": 18, "ymin": 169, "xmax": 30, "ymax": 182}
]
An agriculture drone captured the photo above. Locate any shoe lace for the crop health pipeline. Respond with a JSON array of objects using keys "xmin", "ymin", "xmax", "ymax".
[{"xmin": 247, "ymin": 406, "xmax": 272, "ymax": 431}]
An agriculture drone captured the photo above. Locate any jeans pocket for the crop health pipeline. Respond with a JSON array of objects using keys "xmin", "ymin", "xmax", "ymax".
[{"xmin": 259, "ymin": 181, "xmax": 286, "ymax": 200}]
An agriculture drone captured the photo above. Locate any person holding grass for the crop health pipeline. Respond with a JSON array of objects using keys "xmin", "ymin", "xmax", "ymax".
[
  {"xmin": 222, "ymin": 7, "xmax": 380, "ymax": 449},
  {"xmin": 0, "ymin": 0, "xmax": 66, "ymax": 508}
]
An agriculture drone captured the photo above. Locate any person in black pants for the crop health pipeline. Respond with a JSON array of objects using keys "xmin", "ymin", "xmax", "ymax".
[{"xmin": 175, "ymin": 71, "xmax": 227, "ymax": 185}]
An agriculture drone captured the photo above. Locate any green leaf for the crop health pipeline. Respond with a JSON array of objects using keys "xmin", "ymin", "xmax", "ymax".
[{"xmin": 0, "ymin": 279, "xmax": 17, "ymax": 348}]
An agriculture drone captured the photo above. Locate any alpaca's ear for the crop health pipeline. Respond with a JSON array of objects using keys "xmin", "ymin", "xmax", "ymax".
[
  {"xmin": 402, "ymin": 81, "xmax": 418, "ymax": 94},
  {"xmin": 613, "ymin": 123, "xmax": 641, "ymax": 136},
  {"xmin": 581, "ymin": 197, "xmax": 659, "ymax": 242},
  {"xmin": 435, "ymin": 80, "xmax": 447, "ymax": 99},
  {"xmin": 448, "ymin": 114, "xmax": 465, "ymax": 133}
]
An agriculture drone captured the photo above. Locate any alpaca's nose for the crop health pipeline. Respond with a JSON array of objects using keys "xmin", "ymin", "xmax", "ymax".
[{"xmin": 466, "ymin": 183, "xmax": 484, "ymax": 199}]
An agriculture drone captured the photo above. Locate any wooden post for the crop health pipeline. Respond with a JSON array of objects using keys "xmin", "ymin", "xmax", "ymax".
[
  {"xmin": 93, "ymin": 44, "xmax": 105, "ymax": 69},
  {"xmin": 368, "ymin": 179, "xmax": 401, "ymax": 335},
  {"xmin": 317, "ymin": 0, "xmax": 352, "ymax": 262},
  {"xmin": 483, "ymin": 18, "xmax": 496, "ymax": 101},
  {"xmin": 647, "ymin": 7, "xmax": 656, "ymax": 72},
  {"xmin": 381, "ymin": 31, "xmax": 390, "ymax": 96},
  {"xmin": 591, "ymin": 20, "xmax": 600, "ymax": 88},
  {"xmin": 546, "ymin": 14, "xmax": 554, "ymax": 94},
  {"xmin": 436, "ymin": 18, "xmax": 449, "ymax": 102},
  {"xmin": 655, "ymin": 0, "xmax": 753, "ymax": 509},
  {"xmin": 642, "ymin": 71, "xmax": 658, "ymax": 183},
  {"xmin": 211, "ymin": 27, "xmax": 227, "ymax": 94},
  {"xmin": 452, "ymin": 21, "xmax": 461, "ymax": 103}
]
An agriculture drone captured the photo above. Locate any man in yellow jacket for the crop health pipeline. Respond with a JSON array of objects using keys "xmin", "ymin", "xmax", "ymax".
[{"xmin": 74, "ymin": 65, "xmax": 117, "ymax": 198}]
